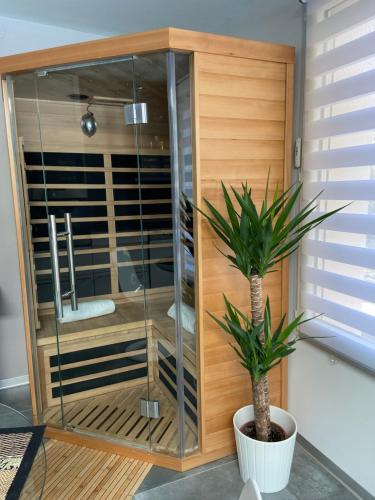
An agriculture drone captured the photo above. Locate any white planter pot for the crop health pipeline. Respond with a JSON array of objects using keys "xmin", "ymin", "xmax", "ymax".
[{"xmin": 233, "ymin": 405, "xmax": 297, "ymax": 493}]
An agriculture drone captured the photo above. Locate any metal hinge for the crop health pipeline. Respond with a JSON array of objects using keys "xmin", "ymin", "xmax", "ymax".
[
  {"xmin": 139, "ymin": 398, "xmax": 159, "ymax": 419},
  {"xmin": 294, "ymin": 137, "xmax": 302, "ymax": 169}
]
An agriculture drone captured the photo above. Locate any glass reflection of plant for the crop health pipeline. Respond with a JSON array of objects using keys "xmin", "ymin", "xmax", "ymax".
[{"xmin": 180, "ymin": 192, "xmax": 195, "ymax": 306}]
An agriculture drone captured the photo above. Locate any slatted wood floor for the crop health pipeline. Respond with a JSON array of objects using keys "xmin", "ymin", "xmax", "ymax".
[
  {"xmin": 44, "ymin": 383, "xmax": 198, "ymax": 455},
  {"xmin": 21, "ymin": 440, "xmax": 152, "ymax": 499}
]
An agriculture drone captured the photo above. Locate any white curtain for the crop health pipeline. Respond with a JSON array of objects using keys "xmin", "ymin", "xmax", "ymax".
[{"xmin": 301, "ymin": 0, "xmax": 375, "ymax": 371}]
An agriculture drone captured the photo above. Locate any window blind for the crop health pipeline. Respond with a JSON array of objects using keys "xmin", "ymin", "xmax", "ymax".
[{"xmin": 301, "ymin": 0, "xmax": 375, "ymax": 372}]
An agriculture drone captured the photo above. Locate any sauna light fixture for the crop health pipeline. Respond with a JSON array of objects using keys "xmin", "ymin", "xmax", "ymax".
[
  {"xmin": 92, "ymin": 96, "xmax": 133, "ymax": 105},
  {"xmin": 81, "ymin": 104, "xmax": 97, "ymax": 137},
  {"xmin": 68, "ymin": 93, "xmax": 89, "ymax": 101},
  {"xmin": 74, "ymin": 95, "xmax": 134, "ymax": 136}
]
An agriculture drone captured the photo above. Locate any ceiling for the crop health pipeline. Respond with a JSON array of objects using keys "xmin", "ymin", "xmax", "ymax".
[{"xmin": 0, "ymin": 0, "xmax": 303, "ymax": 46}]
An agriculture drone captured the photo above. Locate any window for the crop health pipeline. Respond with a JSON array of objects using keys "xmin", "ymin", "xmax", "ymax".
[{"xmin": 301, "ymin": 0, "xmax": 375, "ymax": 371}]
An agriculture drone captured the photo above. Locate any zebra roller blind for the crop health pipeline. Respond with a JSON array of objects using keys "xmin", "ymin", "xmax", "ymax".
[{"xmin": 301, "ymin": 0, "xmax": 375, "ymax": 371}]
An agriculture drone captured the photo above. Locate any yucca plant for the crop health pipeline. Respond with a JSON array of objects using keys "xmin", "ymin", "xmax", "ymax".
[{"xmin": 197, "ymin": 179, "xmax": 343, "ymax": 442}]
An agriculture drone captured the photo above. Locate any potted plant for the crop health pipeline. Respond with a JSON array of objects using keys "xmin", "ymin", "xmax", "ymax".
[{"xmin": 197, "ymin": 179, "xmax": 341, "ymax": 493}]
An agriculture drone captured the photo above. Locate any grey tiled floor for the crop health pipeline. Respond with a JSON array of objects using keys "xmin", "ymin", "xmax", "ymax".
[
  {"xmin": 0, "ymin": 384, "xmax": 33, "ymax": 426},
  {"xmin": 134, "ymin": 444, "xmax": 358, "ymax": 500},
  {"xmin": 0, "ymin": 384, "xmax": 32, "ymax": 413},
  {"xmin": 0, "ymin": 386, "xmax": 358, "ymax": 500}
]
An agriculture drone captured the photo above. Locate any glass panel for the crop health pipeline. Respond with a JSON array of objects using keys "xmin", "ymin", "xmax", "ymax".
[
  {"xmin": 11, "ymin": 58, "xmax": 153, "ymax": 450},
  {"xmin": 8, "ymin": 49, "xmax": 198, "ymax": 458},
  {"xmin": 133, "ymin": 53, "xmax": 180, "ymax": 456},
  {"xmin": 174, "ymin": 52, "xmax": 199, "ymax": 456},
  {"xmin": 5, "ymin": 75, "xmax": 46, "ymax": 422}
]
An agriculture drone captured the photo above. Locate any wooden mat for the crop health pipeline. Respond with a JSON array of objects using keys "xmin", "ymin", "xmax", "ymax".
[
  {"xmin": 21, "ymin": 440, "xmax": 152, "ymax": 499},
  {"xmin": 43, "ymin": 383, "xmax": 198, "ymax": 455}
]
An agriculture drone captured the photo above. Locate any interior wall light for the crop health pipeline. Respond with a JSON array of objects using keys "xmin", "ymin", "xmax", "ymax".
[{"xmin": 80, "ymin": 104, "xmax": 97, "ymax": 137}]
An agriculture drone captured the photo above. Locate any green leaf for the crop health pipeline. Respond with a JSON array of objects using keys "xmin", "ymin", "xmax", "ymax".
[
  {"xmin": 273, "ymin": 182, "xmax": 303, "ymax": 234},
  {"xmin": 221, "ymin": 182, "xmax": 240, "ymax": 230}
]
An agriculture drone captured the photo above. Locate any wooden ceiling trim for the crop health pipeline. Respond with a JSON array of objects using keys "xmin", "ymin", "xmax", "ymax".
[
  {"xmin": 168, "ymin": 28, "xmax": 295, "ymax": 64},
  {"xmin": 0, "ymin": 28, "xmax": 171, "ymax": 75},
  {"xmin": 0, "ymin": 28, "xmax": 295, "ymax": 76}
]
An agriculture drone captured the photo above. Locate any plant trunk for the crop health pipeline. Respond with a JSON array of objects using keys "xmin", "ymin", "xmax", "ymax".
[
  {"xmin": 250, "ymin": 274, "xmax": 263, "ymax": 329},
  {"xmin": 252, "ymin": 375, "xmax": 271, "ymax": 442},
  {"xmin": 249, "ymin": 274, "xmax": 271, "ymax": 442}
]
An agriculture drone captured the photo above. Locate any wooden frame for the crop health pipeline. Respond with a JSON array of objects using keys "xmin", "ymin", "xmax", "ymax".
[
  {"xmin": 37, "ymin": 322, "xmax": 152, "ymax": 408},
  {"xmin": 281, "ymin": 63, "xmax": 295, "ymax": 410},
  {"xmin": 1, "ymin": 28, "xmax": 295, "ymax": 471},
  {"xmin": 0, "ymin": 28, "xmax": 294, "ymax": 75},
  {"xmin": 2, "ymin": 79, "xmax": 39, "ymax": 415}
]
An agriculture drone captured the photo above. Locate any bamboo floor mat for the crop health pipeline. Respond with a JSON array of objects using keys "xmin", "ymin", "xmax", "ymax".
[{"xmin": 21, "ymin": 439, "xmax": 152, "ymax": 499}]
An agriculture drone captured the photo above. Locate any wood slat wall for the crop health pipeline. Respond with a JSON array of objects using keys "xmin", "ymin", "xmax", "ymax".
[
  {"xmin": 194, "ymin": 52, "xmax": 293, "ymax": 458},
  {"xmin": 24, "ymin": 150, "xmax": 174, "ymax": 310},
  {"xmin": 38, "ymin": 324, "xmax": 151, "ymax": 408},
  {"xmin": 15, "ymin": 98, "xmax": 169, "ymax": 155},
  {"xmin": 13, "ymin": 98, "xmax": 175, "ymax": 313}
]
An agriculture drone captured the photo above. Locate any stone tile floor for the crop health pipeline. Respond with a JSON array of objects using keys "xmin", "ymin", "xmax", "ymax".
[
  {"xmin": 0, "ymin": 384, "xmax": 32, "ymax": 413},
  {"xmin": 0, "ymin": 384, "xmax": 33, "ymax": 426},
  {"xmin": 0, "ymin": 386, "xmax": 360, "ymax": 500},
  {"xmin": 134, "ymin": 445, "xmax": 358, "ymax": 500}
]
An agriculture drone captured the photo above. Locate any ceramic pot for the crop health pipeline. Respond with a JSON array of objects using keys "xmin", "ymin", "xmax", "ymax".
[{"xmin": 233, "ymin": 405, "xmax": 297, "ymax": 493}]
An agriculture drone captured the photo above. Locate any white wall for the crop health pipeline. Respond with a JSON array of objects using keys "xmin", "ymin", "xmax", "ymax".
[
  {"xmin": 0, "ymin": 16, "xmax": 102, "ymax": 57},
  {"xmin": 289, "ymin": 341, "xmax": 375, "ymax": 496},
  {"xmin": 0, "ymin": 16, "xmax": 102, "ymax": 383}
]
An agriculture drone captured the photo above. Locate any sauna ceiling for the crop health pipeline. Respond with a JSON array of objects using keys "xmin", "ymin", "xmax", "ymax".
[{"xmin": 12, "ymin": 52, "xmax": 185, "ymax": 104}]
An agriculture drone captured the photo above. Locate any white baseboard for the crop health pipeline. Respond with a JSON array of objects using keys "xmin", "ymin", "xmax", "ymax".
[{"xmin": 0, "ymin": 375, "xmax": 29, "ymax": 390}]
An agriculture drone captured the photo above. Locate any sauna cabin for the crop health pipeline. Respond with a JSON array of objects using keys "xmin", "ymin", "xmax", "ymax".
[{"xmin": 0, "ymin": 28, "xmax": 294, "ymax": 470}]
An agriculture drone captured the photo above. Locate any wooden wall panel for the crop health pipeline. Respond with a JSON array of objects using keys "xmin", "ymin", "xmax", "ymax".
[
  {"xmin": 14, "ymin": 98, "xmax": 169, "ymax": 154},
  {"xmin": 195, "ymin": 52, "xmax": 292, "ymax": 457}
]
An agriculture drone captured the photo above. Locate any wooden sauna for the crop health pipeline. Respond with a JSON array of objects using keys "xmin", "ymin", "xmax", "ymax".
[{"xmin": 0, "ymin": 28, "xmax": 294, "ymax": 470}]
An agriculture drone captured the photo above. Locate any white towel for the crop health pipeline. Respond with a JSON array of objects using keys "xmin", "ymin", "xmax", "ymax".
[
  {"xmin": 58, "ymin": 299, "xmax": 115, "ymax": 324},
  {"xmin": 167, "ymin": 302, "xmax": 195, "ymax": 335}
]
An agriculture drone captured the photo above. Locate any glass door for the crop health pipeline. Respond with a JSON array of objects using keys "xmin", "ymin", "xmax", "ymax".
[
  {"xmin": 24, "ymin": 56, "xmax": 154, "ymax": 448},
  {"xmin": 9, "ymin": 50, "xmax": 198, "ymax": 457}
]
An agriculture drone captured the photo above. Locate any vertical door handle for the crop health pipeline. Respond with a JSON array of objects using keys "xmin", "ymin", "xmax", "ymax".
[
  {"xmin": 48, "ymin": 214, "xmax": 63, "ymax": 320},
  {"xmin": 64, "ymin": 213, "xmax": 78, "ymax": 311},
  {"xmin": 48, "ymin": 213, "xmax": 78, "ymax": 320}
]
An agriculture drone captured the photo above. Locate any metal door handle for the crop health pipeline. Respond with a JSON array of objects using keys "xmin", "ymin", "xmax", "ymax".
[
  {"xmin": 48, "ymin": 212, "xmax": 78, "ymax": 320},
  {"xmin": 48, "ymin": 214, "xmax": 63, "ymax": 320},
  {"xmin": 64, "ymin": 213, "xmax": 78, "ymax": 311}
]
